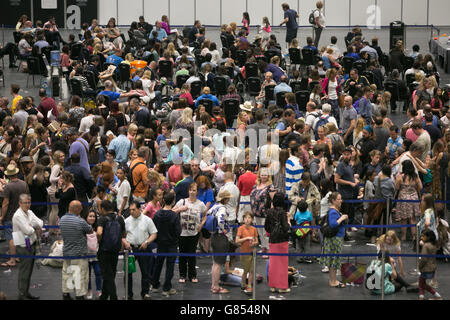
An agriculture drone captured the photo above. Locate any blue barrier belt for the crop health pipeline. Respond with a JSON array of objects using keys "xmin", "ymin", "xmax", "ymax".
[{"xmin": 1, "ymin": 252, "xmax": 450, "ymax": 259}]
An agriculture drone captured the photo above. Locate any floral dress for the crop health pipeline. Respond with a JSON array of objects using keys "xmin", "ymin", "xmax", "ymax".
[
  {"xmin": 395, "ymin": 180, "xmax": 420, "ymax": 222},
  {"xmin": 250, "ymin": 184, "xmax": 276, "ymax": 218}
]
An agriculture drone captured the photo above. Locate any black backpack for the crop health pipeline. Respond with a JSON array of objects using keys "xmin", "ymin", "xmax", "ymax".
[
  {"xmin": 127, "ymin": 161, "xmax": 146, "ymax": 202},
  {"xmin": 319, "ymin": 209, "xmax": 340, "ymax": 238},
  {"xmin": 101, "ymin": 215, "xmax": 122, "ymax": 253},
  {"xmin": 309, "ymin": 9, "xmax": 318, "ymax": 25}
]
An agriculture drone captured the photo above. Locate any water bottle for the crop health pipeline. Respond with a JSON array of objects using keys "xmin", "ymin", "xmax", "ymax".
[{"xmin": 42, "ymin": 79, "xmax": 51, "ymax": 97}]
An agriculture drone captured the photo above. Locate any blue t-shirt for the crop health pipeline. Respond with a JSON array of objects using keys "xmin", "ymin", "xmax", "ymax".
[
  {"xmin": 174, "ymin": 176, "xmax": 195, "ymax": 203},
  {"xmin": 284, "ymin": 9, "xmax": 298, "ymax": 30},
  {"xmin": 345, "ymin": 52, "xmax": 360, "ymax": 60},
  {"xmin": 98, "ymin": 90, "xmax": 121, "ymax": 102},
  {"xmin": 328, "ymin": 208, "xmax": 346, "ymax": 238},
  {"xmin": 197, "ymin": 188, "xmax": 215, "ymax": 207},
  {"xmin": 294, "ymin": 210, "xmax": 313, "ymax": 226},
  {"xmin": 303, "ymin": 45, "xmax": 318, "ymax": 56},
  {"xmin": 106, "ymin": 54, "xmax": 124, "ymax": 67}
]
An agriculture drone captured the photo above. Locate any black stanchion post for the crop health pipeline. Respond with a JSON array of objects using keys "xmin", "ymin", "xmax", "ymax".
[{"xmin": 124, "ymin": 250, "xmax": 129, "ymax": 301}]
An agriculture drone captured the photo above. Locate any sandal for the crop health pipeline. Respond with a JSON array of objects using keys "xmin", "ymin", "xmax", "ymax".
[
  {"xmin": 330, "ymin": 282, "xmax": 346, "ymax": 288},
  {"xmin": 211, "ymin": 287, "xmax": 229, "ymax": 294},
  {"xmin": 178, "ymin": 278, "xmax": 186, "ymax": 283},
  {"xmin": 1, "ymin": 262, "xmax": 16, "ymax": 268},
  {"xmin": 190, "ymin": 278, "xmax": 198, "ymax": 283}
]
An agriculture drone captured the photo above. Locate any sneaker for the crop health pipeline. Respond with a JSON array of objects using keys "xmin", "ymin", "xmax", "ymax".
[
  {"xmin": 244, "ymin": 287, "xmax": 253, "ymax": 294},
  {"xmin": 303, "ymin": 259, "xmax": 313, "ymax": 264},
  {"xmin": 151, "ymin": 287, "xmax": 160, "ymax": 293},
  {"xmin": 240, "ymin": 284, "xmax": 247, "ymax": 291},
  {"xmin": 418, "ymin": 295, "xmax": 425, "ymax": 300},
  {"xmin": 162, "ymin": 289, "xmax": 177, "ymax": 297},
  {"xmin": 321, "ymin": 266, "xmax": 329, "ymax": 273},
  {"xmin": 296, "ymin": 258, "xmax": 304, "ymax": 264},
  {"xmin": 142, "ymin": 294, "xmax": 151, "ymax": 300},
  {"xmin": 429, "ymin": 295, "xmax": 443, "ymax": 300},
  {"xmin": 86, "ymin": 290, "xmax": 93, "ymax": 300},
  {"xmin": 96, "ymin": 291, "xmax": 102, "ymax": 298},
  {"xmin": 278, "ymin": 288, "xmax": 291, "ymax": 293},
  {"xmin": 62, "ymin": 293, "xmax": 73, "ymax": 300}
]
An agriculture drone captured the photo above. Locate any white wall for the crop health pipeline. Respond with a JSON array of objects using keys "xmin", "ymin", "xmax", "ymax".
[{"xmin": 100, "ymin": 0, "xmax": 450, "ymax": 27}]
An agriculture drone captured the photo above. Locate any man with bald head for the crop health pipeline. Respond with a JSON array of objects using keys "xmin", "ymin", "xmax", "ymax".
[
  {"xmin": 342, "ymin": 95, "xmax": 357, "ymax": 146},
  {"xmin": 59, "ymin": 200, "xmax": 93, "ymax": 300}
]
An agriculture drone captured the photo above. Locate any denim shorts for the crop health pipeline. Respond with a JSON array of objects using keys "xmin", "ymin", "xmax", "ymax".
[{"xmin": 420, "ymin": 272, "xmax": 435, "ymax": 280}]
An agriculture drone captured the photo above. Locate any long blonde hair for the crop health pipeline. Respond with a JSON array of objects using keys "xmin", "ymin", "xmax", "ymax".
[
  {"xmin": 181, "ymin": 108, "xmax": 193, "ymax": 124},
  {"xmin": 256, "ymin": 167, "xmax": 273, "ymax": 185},
  {"xmin": 377, "ymin": 230, "xmax": 401, "ymax": 247},
  {"xmin": 354, "ymin": 117, "xmax": 366, "ymax": 137}
]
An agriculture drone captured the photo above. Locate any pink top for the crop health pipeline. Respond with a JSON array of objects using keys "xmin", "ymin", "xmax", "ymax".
[
  {"xmin": 180, "ymin": 92, "xmax": 194, "ymax": 106},
  {"xmin": 263, "ymin": 25, "xmax": 271, "ymax": 33},
  {"xmin": 161, "ymin": 21, "xmax": 171, "ymax": 35},
  {"xmin": 405, "ymin": 128, "xmax": 419, "ymax": 143},
  {"xmin": 242, "ymin": 19, "xmax": 249, "ymax": 34},
  {"xmin": 144, "ymin": 201, "xmax": 161, "ymax": 219},
  {"xmin": 60, "ymin": 53, "xmax": 70, "ymax": 67}
]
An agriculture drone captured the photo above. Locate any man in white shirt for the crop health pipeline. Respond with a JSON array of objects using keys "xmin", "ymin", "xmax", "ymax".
[
  {"xmin": 12, "ymin": 194, "xmax": 43, "ymax": 300},
  {"xmin": 440, "ymin": 108, "xmax": 450, "ymax": 129},
  {"xmin": 312, "ymin": 103, "xmax": 338, "ymax": 133},
  {"xmin": 327, "ymin": 36, "xmax": 342, "ymax": 60},
  {"xmin": 219, "ymin": 172, "xmax": 240, "ymax": 224},
  {"xmin": 304, "ymin": 101, "xmax": 321, "ymax": 134},
  {"xmin": 79, "ymin": 108, "xmax": 96, "ymax": 134},
  {"xmin": 123, "ymin": 201, "xmax": 157, "ymax": 300}
]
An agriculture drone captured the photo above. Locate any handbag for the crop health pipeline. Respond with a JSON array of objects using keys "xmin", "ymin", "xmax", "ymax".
[
  {"xmin": 338, "ymin": 95, "xmax": 345, "ymax": 108},
  {"xmin": 341, "ymin": 257, "xmax": 366, "ymax": 284}
]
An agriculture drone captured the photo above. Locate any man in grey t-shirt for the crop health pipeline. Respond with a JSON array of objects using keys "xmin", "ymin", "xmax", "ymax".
[
  {"xmin": 342, "ymin": 95, "xmax": 357, "ymax": 145},
  {"xmin": 59, "ymin": 201, "xmax": 93, "ymax": 300}
]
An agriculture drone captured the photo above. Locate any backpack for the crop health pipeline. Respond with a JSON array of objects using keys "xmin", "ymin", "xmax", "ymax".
[
  {"xmin": 314, "ymin": 115, "xmax": 330, "ymax": 140},
  {"xmin": 127, "ymin": 161, "xmax": 146, "ymax": 202},
  {"xmin": 309, "ymin": 9, "xmax": 318, "ymax": 25},
  {"xmin": 203, "ymin": 204, "xmax": 223, "ymax": 233},
  {"xmin": 101, "ymin": 214, "xmax": 122, "ymax": 253},
  {"xmin": 319, "ymin": 209, "xmax": 340, "ymax": 238}
]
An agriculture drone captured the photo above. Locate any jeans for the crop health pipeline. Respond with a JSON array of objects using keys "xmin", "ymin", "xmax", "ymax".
[
  {"xmin": 313, "ymin": 27, "xmax": 323, "ymax": 47},
  {"xmin": 88, "ymin": 260, "xmax": 102, "ymax": 291},
  {"xmin": 97, "ymin": 250, "xmax": 119, "ymax": 300},
  {"xmin": 152, "ymin": 244, "xmax": 177, "ymax": 291},
  {"xmin": 329, "ymin": 99, "xmax": 340, "ymax": 128},
  {"xmin": 179, "ymin": 234, "xmax": 200, "ymax": 280},
  {"xmin": 126, "ymin": 245, "xmax": 153, "ymax": 298}
]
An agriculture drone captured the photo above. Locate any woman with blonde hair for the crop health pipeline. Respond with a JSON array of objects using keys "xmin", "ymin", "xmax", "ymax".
[
  {"xmin": 377, "ymin": 230, "xmax": 405, "ymax": 277},
  {"xmin": 141, "ymin": 70, "xmax": 157, "ymax": 99},
  {"xmin": 413, "ymin": 76, "xmax": 434, "ymax": 109},
  {"xmin": 289, "ymin": 38, "xmax": 300, "ymax": 49},
  {"xmin": 127, "ymin": 123, "xmax": 138, "ymax": 147},
  {"xmin": 353, "ymin": 117, "xmax": 366, "ymax": 147},
  {"xmin": 47, "ymin": 150, "xmax": 65, "ymax": 234},
  {"xmin": 175, "ymin": 108, "xmax": 194, "ymax": 132},
  {"xmin": 166, "ymin": 42, "xmax": 179, "ymax": 59}
]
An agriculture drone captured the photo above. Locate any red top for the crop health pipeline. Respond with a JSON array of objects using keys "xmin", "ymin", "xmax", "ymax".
[
  {"xmin": 238, "ymin": 171, "xmax": 257, "ymax": 196},
  {"xmin": 168, "ymin": 164, "xmax": 182, "ymax": 185},
  {"xmin": 38, "ymin": 97, "xmax": 58, "ymax": 125},
  {"xmin": 180, "ymin": 92, "xmax": 194, "ymax": 106}
]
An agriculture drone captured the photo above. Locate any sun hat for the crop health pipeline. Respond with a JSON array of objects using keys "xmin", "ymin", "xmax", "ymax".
[
  {"xmin": 216, "ymin": 190, "xmax": 233, "ymax": 202},
  {"xmin": 240, "ymin": 101, "xmax": 254, "ymax": 112},
  {"xmin": 4, "ymin": 164, "xmax": 19, "ymax": 176}
]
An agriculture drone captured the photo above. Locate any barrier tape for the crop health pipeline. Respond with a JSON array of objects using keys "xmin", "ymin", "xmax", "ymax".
[
  {"xmin": 0, "ymin": 223, "xmax": 418, "ymax": 230},
  {"xmin": 1, "ymin": 252, "xmax": 449, "ymax": 260},
  {"xmin": 17, "ymin": 198, "xmax": 450, "ymax": 208}
]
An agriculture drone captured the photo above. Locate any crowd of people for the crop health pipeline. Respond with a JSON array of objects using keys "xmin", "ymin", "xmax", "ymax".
[{"xmin": 0, "ymin": 1, "xmax": 449, "ymax": 300}]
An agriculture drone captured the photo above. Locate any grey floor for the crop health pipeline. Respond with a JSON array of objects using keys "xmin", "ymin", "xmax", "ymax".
[
  {"xmin": 0, "ymin": 26, "xmax": 449, "ymax": 300},
  {"xmin": 0, "ymin": 228, "xmax": 449, "ymax": 300}
]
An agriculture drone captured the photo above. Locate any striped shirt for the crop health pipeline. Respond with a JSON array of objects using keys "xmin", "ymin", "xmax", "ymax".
[
  {"xmin": 59, "ymin": 214, "xmax": 92, "ymax": 257},
  {"xmin": 285, "ymin": 156, "xmax": 304, "ymax": 195}
]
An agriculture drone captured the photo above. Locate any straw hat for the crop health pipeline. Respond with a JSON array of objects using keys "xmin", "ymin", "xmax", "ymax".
[
  {"xmin": 240, "ymin": 101, "xmax": 254, "ymax": 112},
  {"xmin": 216, "ymin": 190, "xmax": 233, "ymax": 202},
  {"xmin": 4, "ymin": 164, "xmax": 19, "ymax": 176},
  {"xmin": 20, "ymin": 156, "xmax": 33, "ymax": 163}
]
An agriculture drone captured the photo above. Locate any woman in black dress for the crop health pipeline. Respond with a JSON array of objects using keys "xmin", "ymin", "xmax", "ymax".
[{"xmin": 55, "ymin": 171, "xmax": 77, "ymax": 218}]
